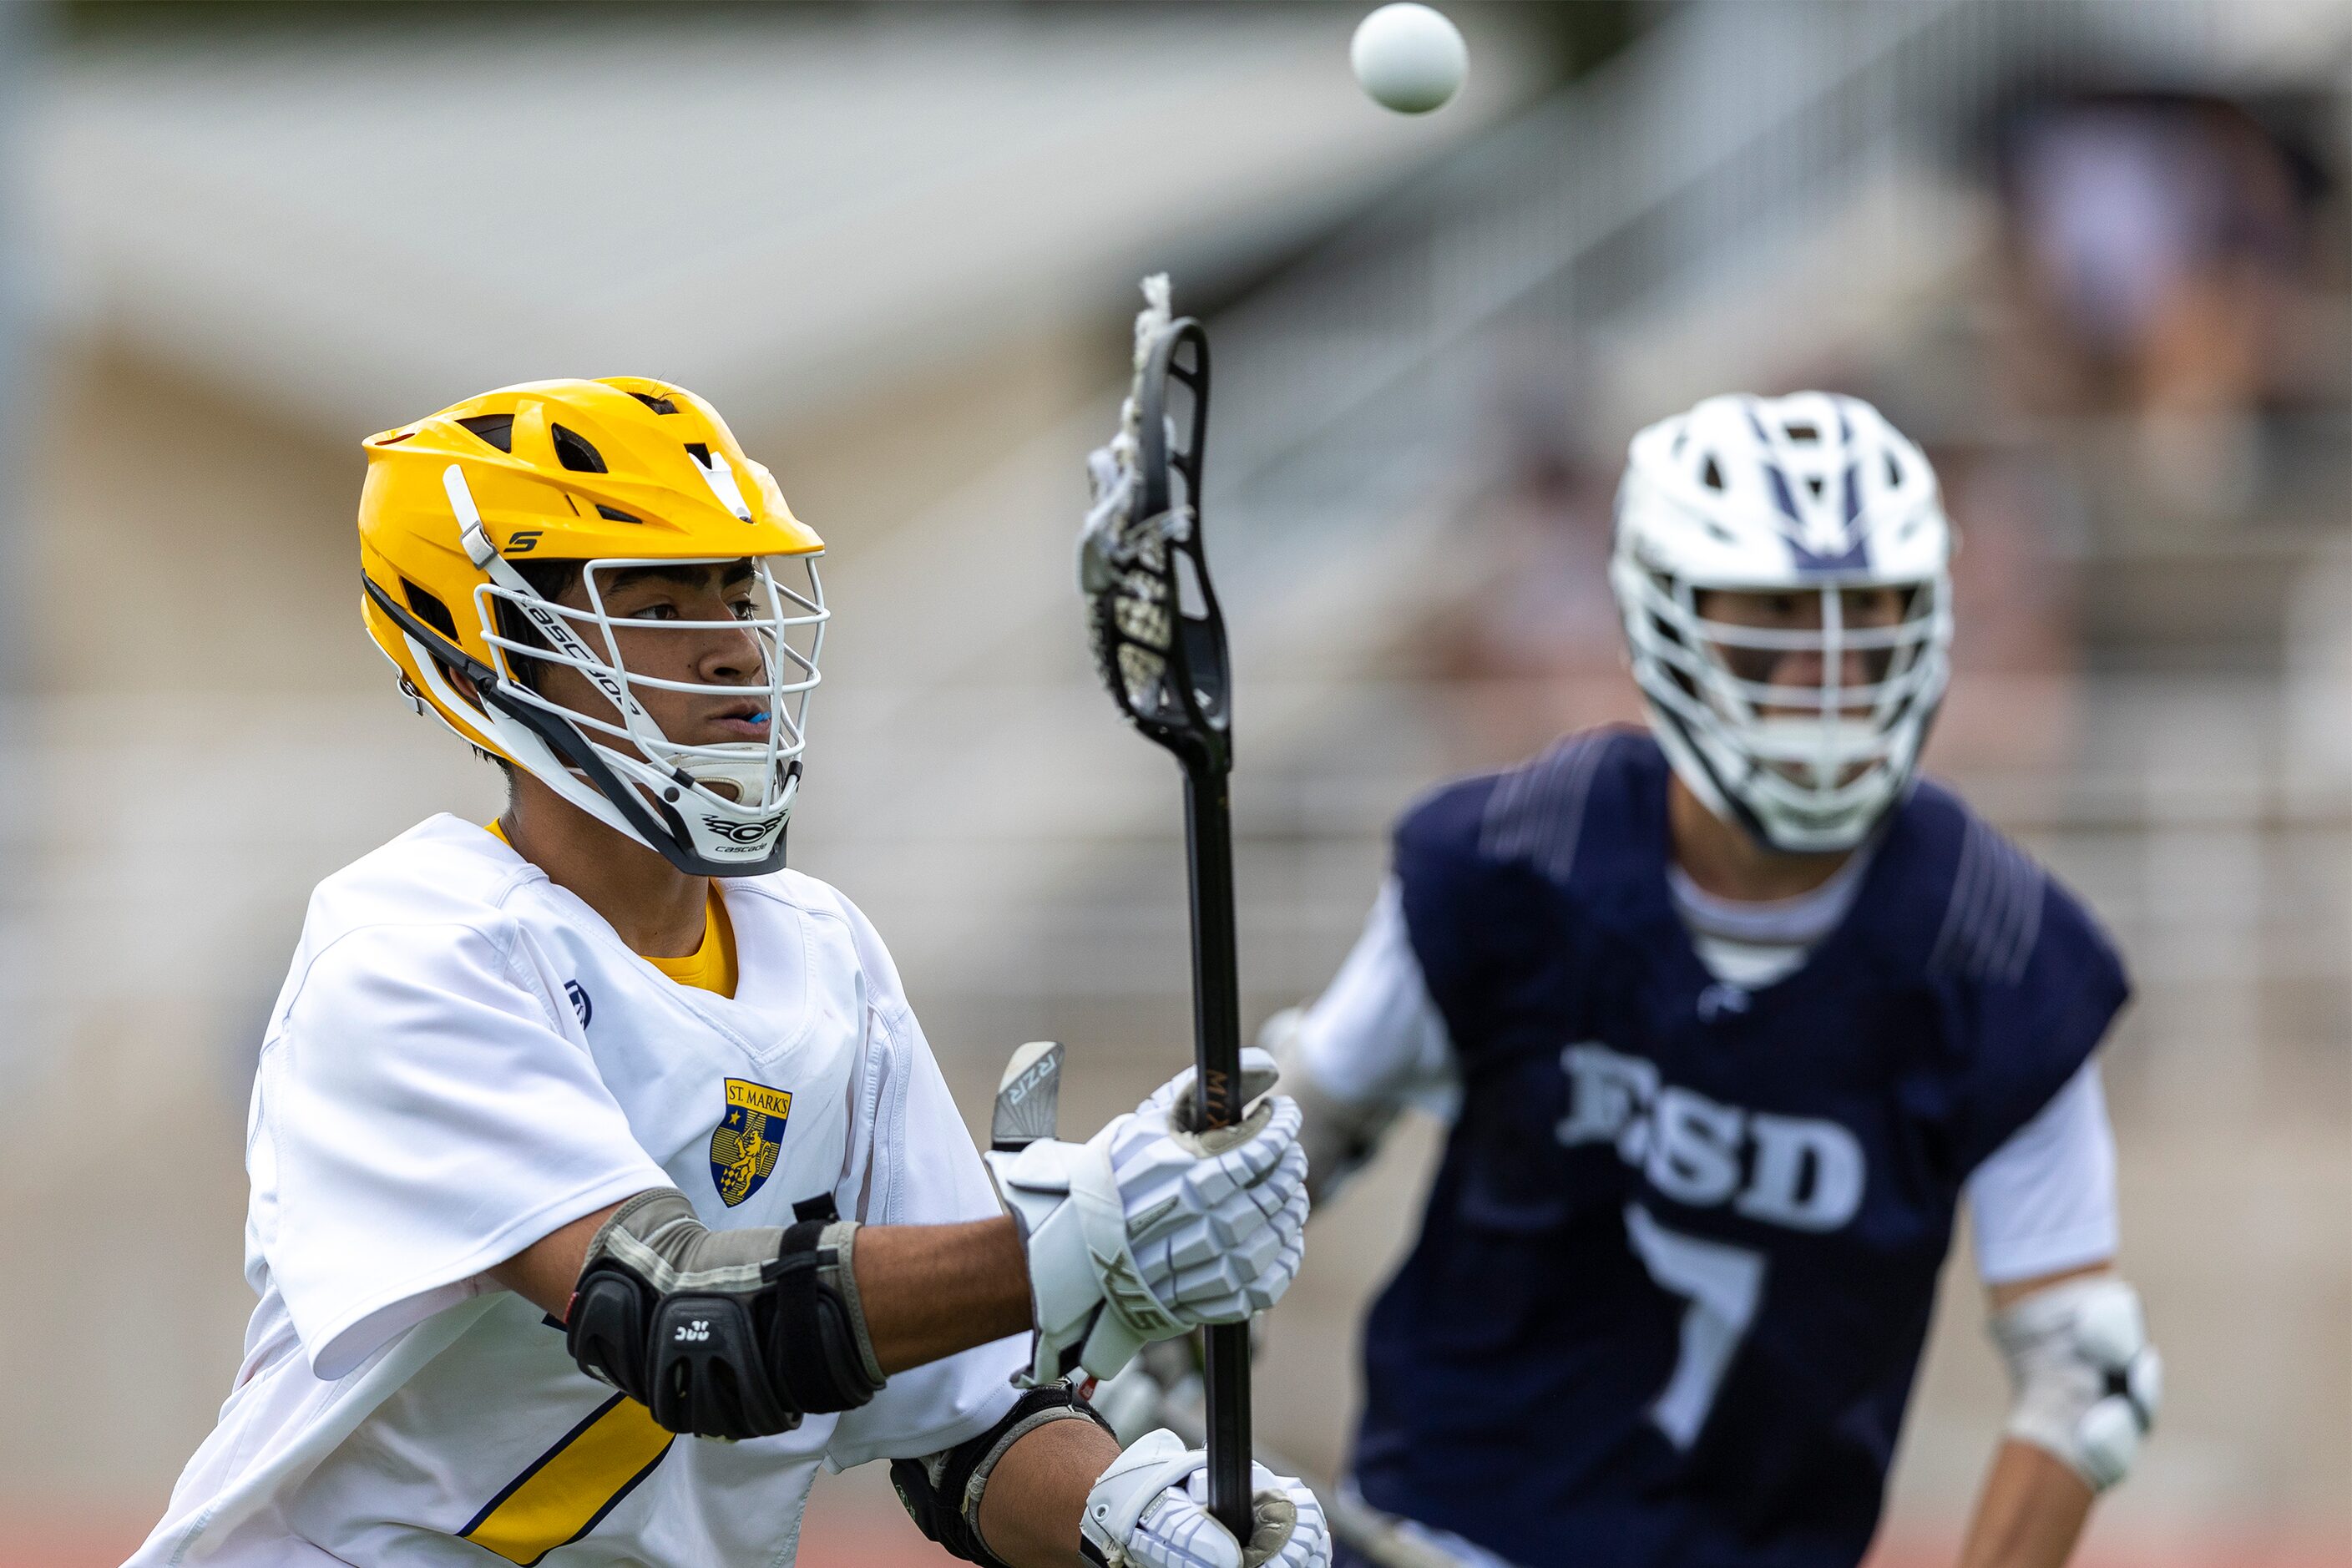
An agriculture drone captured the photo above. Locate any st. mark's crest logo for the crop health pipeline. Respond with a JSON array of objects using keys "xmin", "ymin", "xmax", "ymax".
[{"xmin": 710, "ymin": 1078, "xmax": 792, "ymax": 1208}]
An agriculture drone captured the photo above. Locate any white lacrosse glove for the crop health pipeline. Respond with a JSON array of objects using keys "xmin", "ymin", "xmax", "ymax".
[
  {"xmin": 987, "ymin": 1048, "xmax": 1309, "ymax": 1385},
  {"xmin": 1082, "ymin": 1429, "xmax": 1328, "ymax": 1568}
]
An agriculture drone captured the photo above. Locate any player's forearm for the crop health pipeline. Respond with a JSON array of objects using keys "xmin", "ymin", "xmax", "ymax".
[
  {"xmin": 1955, "ymin": 1439, "xmax": 2094, "ymax": 1568},
  {"xmin": 496, "ymin": 1201, "xmax": 1032, "ymax": 1374},
  {"xmin": 853, "ymin": 1215, "xmax": 1034, "ymax": 1373},
  {"xmin": 972, "ymin": 1412, "xmax": 1123, "ymax": 1568}
]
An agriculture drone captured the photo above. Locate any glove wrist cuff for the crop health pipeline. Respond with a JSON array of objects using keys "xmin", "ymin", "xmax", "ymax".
[{"xmin": 986, "ymin": 1141, "xmax": 1125, "ymax": 1385}]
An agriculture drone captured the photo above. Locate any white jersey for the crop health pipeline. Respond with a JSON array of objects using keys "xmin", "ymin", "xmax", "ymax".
[
  {"xmin": 132, "ymin": 816, "xmax": 1024, "ymax": 1568},
  {"xmin": 1297, "ymin": 879, "xmax": 2120, "ymax": 1287}
]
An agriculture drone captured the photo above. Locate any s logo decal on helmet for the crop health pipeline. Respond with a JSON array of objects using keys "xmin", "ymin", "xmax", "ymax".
[
  {"xmin": 1610, "ymin": 392, "xmax": 1954, "ymax": 852},
  {"xmin": 357, "ymin": 377, "xmax": 829, "ymax": 877}
]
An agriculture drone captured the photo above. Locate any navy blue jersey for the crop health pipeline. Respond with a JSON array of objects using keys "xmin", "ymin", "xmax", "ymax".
[{"xmin": 1349, "ymin": 728, "xmax": 2128, "ymax": 1568}]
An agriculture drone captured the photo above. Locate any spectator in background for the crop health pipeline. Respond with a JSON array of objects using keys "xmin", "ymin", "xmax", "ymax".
[{"xmin": 1999, "ymin": 92, "xmax": 2322, "ymax": 516}]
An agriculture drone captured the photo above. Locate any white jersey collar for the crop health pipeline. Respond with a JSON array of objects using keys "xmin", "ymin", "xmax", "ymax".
[{"xmin": 1666, "ymin": 842, "xmax": 1876, "ymax": 951}]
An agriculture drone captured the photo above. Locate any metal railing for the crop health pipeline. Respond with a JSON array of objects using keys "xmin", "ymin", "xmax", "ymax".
[{"xmin": 1196, "ymin": 0, "xmax": 2243, "ymax": 582}]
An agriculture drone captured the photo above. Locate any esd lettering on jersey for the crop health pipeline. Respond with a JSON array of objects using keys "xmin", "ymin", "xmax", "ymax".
[{"xmin": 1556, "ymin": 1043, "xmax": 1864, "ymax": 1232}]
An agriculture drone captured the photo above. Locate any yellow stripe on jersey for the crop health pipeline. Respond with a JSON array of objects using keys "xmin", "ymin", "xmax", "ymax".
[{"xmin": 460, "ymin": 1393, "xmax": 675, "ymax": 1566}]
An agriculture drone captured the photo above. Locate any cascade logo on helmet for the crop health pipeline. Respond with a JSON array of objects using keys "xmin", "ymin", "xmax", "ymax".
[
  {"xmin": 357, "ymin": 377, "xmax": 829, "ymax": 877},
  {"xmin": 1610, "ymin": 391, "xmax": 1953, "ymax": 852},
  {"xmin": 704, "ymin": 811, "xmax": 789, "ymax": 844}
]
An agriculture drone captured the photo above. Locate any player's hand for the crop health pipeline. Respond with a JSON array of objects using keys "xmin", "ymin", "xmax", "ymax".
[
  {"xmin": 1082, "ymin": 1429, "xmax": 1329, "ymax": 1568},
  {"xmin": 987, "ymin": 1047, "xmax": 1309, "ymax": 1383}
]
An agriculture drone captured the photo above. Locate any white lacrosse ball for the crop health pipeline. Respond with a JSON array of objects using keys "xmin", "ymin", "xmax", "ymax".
[{"xmin": 1351, "ymin": 3, "xmax": 1467, "ymax": 115}]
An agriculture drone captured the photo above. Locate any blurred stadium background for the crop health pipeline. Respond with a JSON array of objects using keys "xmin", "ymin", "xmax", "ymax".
[{"xmin": 0, "ymin": 2, "xmax": 2346, "ymax": 1565}]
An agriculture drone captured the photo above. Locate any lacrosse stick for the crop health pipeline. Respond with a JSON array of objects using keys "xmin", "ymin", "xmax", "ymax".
[{"xmin": 1076, "ymin": 275, "xmax": 1250, "ymax": 1538}]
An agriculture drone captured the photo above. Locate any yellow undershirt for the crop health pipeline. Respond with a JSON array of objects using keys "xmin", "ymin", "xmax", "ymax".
[{"xmin": 484, "ymin": 820, "xmax": 737, "ymax": 998}]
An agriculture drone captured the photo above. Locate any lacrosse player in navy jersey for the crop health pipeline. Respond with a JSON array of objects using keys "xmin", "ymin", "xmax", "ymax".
[{"xmin": 1267, "ymin": 393, "xmax": 2161, "ymax": 1568}]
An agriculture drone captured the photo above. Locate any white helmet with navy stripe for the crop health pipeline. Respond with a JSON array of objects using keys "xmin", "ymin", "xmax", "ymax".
[{"xmin": 1610, "ymin": 392, "xmax": 1954, "ymax": 852}]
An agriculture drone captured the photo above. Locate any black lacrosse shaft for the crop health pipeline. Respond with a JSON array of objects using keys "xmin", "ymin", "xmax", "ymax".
[{"xmin": 1181, "ymin": 762, "xmax": 1252, "ymax": 1540}]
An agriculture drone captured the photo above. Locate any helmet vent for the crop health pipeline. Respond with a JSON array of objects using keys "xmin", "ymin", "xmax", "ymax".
[
  {"xmin": 1885, "ymin": 452, "xmax": 1901, "ymax": 486},
  {"xmin": 684, "ymin": 442, "xmax": 712, "ymax": 463},
  {"xmin": 596, "ymin": 504, "xmax": 642, "ymax": 524},
  {"xmin": 1784, "ymin": 422, "xmax": 1818, "ymax": 443},
  {"xmin": 1805, "ymin": 475, "xmax": 1825, "ymax": 497},
  {"xmin": 551, "ymin": 424, "xmax": 609, "ymax": 473},
  {"xmin": 1701, "ymin": 455, "xmax": 1725, "ymax": 492},
  {"xmin": 457, "ymin": 414, "xmax": 513, "ymax": 453},
  {"xmin": 629, "ymin": 392, "xmax": 679, "ymax": 415},
  {"xmin": 401, "ymin": 579, "xmax": 461, "ymax": 642}
]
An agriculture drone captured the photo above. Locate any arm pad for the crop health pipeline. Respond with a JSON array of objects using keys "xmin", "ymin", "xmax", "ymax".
[
  {"xmin": 890, "ymin": 1381, "xmax": 1113, "ymax": 1566},
  {"xmin": 1990, "ymin": 1275, "xmax": 2161, "ymax": 1491},
  {"xmin": 564, "ymin": 1188, "xmax": 886, "ymax": 1440}
]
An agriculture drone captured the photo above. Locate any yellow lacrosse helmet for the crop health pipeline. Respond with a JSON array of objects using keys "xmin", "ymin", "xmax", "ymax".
[{"xmin": 359, "ymin": 377, "xmax": 828, "ymax": 876}]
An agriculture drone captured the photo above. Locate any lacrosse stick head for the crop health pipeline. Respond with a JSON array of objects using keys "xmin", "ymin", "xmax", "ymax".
[{"xmin": 1079, "ymin": 285, "xmax": 1231, "ymax": 779}]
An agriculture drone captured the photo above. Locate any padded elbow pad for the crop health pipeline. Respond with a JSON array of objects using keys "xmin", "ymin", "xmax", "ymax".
[
  {"xmin": 564, "ymin": 1189, "xmax": 886, "ymax": 1440},
  {"xmin": 1990, "ymin": 1276, "xmax": 2161, "ymax": 1491},
  {"xmin": 891, "ymin": 1381, "xmax": 1113, "ymax": 1565},
  {"xmin": 570, "ymin": 1262, "xmax": 801, "ymax": 1437}
]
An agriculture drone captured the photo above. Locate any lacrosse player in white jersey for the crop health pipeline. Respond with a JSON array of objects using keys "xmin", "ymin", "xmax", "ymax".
[{"xmin": 128, "ymin": 378, "xmax": 1324, "ymax": 1568}]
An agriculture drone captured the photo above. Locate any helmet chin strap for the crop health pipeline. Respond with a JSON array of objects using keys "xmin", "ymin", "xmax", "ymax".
[{"xmin": 397, "ymin": 622, "xmax": 662, "ymax": 851}]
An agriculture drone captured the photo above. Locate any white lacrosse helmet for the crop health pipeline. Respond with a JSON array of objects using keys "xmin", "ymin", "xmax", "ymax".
[{"xmin": 1610, "ymin": 392, "xmax": 1954, "ymax": 852}]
